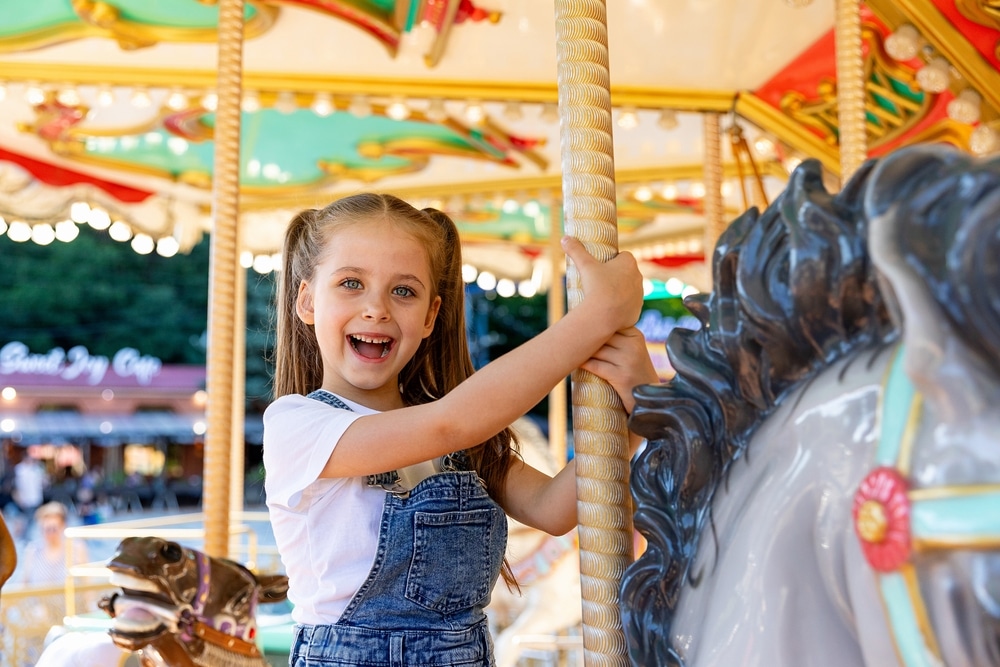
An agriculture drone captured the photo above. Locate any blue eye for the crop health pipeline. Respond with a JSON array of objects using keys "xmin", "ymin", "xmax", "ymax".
[
  {"xmin": 393, "ymin": 286, "xmax": 415, "ymax": 297},
  {"xmin": 342, "ymin": 278, "xmax": 362, "ymax": 289}
]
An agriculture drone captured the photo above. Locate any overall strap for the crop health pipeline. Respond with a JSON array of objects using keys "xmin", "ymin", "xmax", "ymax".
[{"xmin": 305, "ymin": 390, "xmax": 469, "ymax": 496}]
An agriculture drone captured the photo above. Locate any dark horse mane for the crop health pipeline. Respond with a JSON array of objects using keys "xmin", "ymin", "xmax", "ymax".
[{"xmin": 621, "ymin": 145, "xmax": 1000, "ymax": 666}]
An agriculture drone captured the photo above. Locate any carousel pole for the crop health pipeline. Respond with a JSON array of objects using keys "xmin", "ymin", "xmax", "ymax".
[
  {"xmin": 702, "ymin": 113, "xmax": 725, "ymax": 258},
  {"xmin": 835, "ymin": 0, "xmax": 867, "ymax": 181},
  {"xmin": 553, "ymin": 2, "xmax": 632, "ymax": 664},
  {"xmin": 230, "ymin": 263, "xmax": 247, "ymax": 529},
  {"xmin": 203, "ymin": 0, "xmax": 245, "ymax": 559}
]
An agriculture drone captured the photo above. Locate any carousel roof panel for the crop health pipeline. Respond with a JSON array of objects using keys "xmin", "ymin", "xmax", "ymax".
[{"xmin": 0, "ymin": 0, "xmax": 997, "ymax": 290}]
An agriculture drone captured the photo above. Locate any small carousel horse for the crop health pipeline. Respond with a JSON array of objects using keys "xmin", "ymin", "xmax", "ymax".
[
  {"xmin": 40, "ymin": 536, "xmax": 288, "ymax": 667},
  {"xmin": 622, "ymin": 145, "xmax": 1000, "ymax": 667},
  {"xmin": 0, "ymin": 512, "xmax": 15, "ymax": 591}
]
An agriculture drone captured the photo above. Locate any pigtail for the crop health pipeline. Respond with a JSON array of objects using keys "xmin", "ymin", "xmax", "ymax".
[
  {"xmin": 273, "ymin": 208, "xmax": 324, "ymax": 399},
  {"xmin": 415, "ymin": 207, "xmax": 521, "ymax": 591}
]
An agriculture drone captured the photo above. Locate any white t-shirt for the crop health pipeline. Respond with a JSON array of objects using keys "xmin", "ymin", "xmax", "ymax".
[{"xmin": 263, "ymin": 392, "xmax": 383, "ymax": 625}]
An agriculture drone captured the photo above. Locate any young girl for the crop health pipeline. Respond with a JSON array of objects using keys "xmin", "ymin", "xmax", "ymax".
[{"xmin": 264, "ymin": 193, "xmax": 657, "ymax": 666}]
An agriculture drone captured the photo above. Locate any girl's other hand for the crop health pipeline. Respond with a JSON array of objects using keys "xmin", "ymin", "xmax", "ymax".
[
  {"xmin": 560, "ymin": 236, "xmax": 644, "ymax": 335},
  {"xmin": 580, "ymin": 326, "xmax": 660, "ymax": 415}
]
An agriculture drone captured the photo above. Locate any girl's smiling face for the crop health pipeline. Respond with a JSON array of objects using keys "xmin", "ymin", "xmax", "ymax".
[{"xmin": 296, "ymin": 217, "xmax": 441, "ymax": 410}]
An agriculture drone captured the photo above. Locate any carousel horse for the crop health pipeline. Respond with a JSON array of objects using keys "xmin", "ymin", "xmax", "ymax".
[
  {"xmin": 622, "ymin": 144, "xmax": 1000, "ymax": 667},
  {"xmin": 0, "ymin": 512, "xmax": 15, "ymax": 592},
  {"xmin": 39, "ymin": 536, "xmax": 288, "ymax": 667},
  {"xmin": 488, "ymin": 417, "xmax": 582, "ymax": 667}
]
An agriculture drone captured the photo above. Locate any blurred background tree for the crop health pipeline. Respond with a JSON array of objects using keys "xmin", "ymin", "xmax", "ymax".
[{"xmin": 0, "ymin": 228, "xmax": 555, "ymax": 414}]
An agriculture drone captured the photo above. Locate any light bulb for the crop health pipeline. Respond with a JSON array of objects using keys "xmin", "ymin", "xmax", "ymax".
[
  {"xmin": 131, "ymin": 234, "xmax": 154, "ymax": 255},
  {"xmin": 617, "ymin": 107, "xmax": 639, "ymax": 130},
  {"xmin": 241, "ymin": 92, "xmax": 261, "ymax": 113},
  {"xmin": 426, "ymin": 98, "xmax": 448, "ymax": 123},
  {"xmin": 885, "ymin": 24, "xmax": 920, "ymax": 62},
  {"xmin": 946, "ymin": 89, "xmax": 981, "ymax": 124},
  {"xmin": 349, "ymin": 95, "xmax": 372, "ymax": 118},
  {"xmin": 503, "ymin": 101, "xmax": 523, "ymax": 121},
  {"xmin": 916, "ymin": 58, "xmax": 951, "ymax": 94},
  {"xmin": 657, "ymin": 109, "xmax": 679, "ymax": 130},
  {"xmin": 31, "ymin": 224, "xmax": 56, "ymax": 246},
  {"xmin": 166, "ymin": 89, "xmax": 189, "ymax": 111},
  {"xmin": 386, "ymin": 98, "xmax": 410, "ymax": 121},
  {"xmin": 274, "ymin": 91, "xmax": 297, "ymax": 114},
  {"xmin": 311, "ymin": 93, "xmax": 333, "ymax": 117},
  {"xmin": 970, "ymin": 124, "xmax": 999, "ymax": 155},
  {"xmin": 156, "ymin": 236, "xmax": 180, "ymax": 257}
]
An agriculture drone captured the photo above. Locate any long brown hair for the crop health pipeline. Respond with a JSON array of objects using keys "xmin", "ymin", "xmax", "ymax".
[{"xmin": 272, "ymin": 193, "xmax": 519, "ymax": 585}]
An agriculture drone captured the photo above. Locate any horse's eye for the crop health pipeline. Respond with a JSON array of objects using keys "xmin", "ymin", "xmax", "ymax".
[{"xmin": 161, "ymin": 543, "xmax": 183, "ymax": 562}]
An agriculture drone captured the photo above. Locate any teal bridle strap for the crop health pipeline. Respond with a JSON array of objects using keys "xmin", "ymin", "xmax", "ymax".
[{"xmin": 858, "ymin": 346, "xmax": 1000, "ymax": 667}]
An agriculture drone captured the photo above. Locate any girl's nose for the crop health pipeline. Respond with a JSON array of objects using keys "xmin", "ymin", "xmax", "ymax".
[{"xmin": 362, "ymin": 295, "xmax": 391, "ymax": 321}]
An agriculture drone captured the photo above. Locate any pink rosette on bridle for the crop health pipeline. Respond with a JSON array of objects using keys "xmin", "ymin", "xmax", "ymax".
[{"xmin": 852, "ymin": 466, "xmax": 912, "ymax": 572}]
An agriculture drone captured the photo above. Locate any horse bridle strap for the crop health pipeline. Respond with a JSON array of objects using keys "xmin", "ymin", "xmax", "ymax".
[
  {"xmin": 192, "ymin": 620, "xmax": 261, "ymax": 657},
  {"xmin": 179, "ymin": 550, "xmax": 260, "ymax": 657},
  {"xmin": 853, "ymin": 346, "xmax": 1000, "ymax": 667}
]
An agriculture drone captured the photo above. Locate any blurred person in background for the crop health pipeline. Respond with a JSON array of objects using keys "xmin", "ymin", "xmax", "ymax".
[
  {"xmin": 14, "ymin": 502, "xmax": 87, "ymax": 586},
  {"xmin": 13, "ymin": 455, "xmax": 48, "ymax": 541}
]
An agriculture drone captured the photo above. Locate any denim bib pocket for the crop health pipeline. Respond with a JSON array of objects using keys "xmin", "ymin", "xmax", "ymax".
[{"xmin": 406, "ymin": 508, "xmax": 497, "ymax": 614}]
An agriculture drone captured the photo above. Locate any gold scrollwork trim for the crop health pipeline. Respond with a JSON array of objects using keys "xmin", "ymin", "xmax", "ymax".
[
  {"xmin": 912, "ymin": 535, "xmax": 1000, "ymax": 551},
  {"xmin": 899, "ymin": 564, "xmax": 944, "ymax": 660},
  {"xmin": 237, "ymin": 161, "xmax": 787, "ymax": 211},
  {"xmin": 908, "ymin": 484, "xmax": 1000, "ymax": 501},
  {"xmin": 734, "ymin": 93, "xmax": 841, "ymax": 175},
  {"xmin": 315, "ymin": 155, "xmax": 431, "ymax": 187},
  {"xmin": 885, "ymin": 117, "xmax": 974, "ymax": 152},
  {"xmin": 776, "ymin": 25, "xmax": 930, "ymax": 157},
  {"xmin": 956, "ymin": 0, "xmax": 1000, "ymax": 27},
  {"xmin": 0, "ymin": 1, "xmax": 277, "ymax": 53}
]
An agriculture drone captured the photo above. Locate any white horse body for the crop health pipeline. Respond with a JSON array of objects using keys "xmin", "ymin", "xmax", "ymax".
[
  {"xmin": 672, "ymin": 349, "xmax": 887, "ymax": 666},
  {"xmin": 624, "ymin": 146, "xmax": 1000, "ymax": 667}
]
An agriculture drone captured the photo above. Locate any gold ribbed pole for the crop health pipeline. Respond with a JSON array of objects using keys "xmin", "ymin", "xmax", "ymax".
[
  {"xmin": 702, "ymin": 112, "xmax": 725, "ymax": 264},
  {"xmin": 835, "ymin": 0, "xmax": 867, "ymax": 181},
  {"xmin": 230, "ymin": 263, "xmax": 247, "ymax": 517},
  {"xmin": 554, "ymin": 2, "xmax": 632, "ymax": 664},
  {"xmin": 548, "ymin": 205, "xmax": 569, "ymax": 465},
  {"xmin": 204, "ymin": 0, "xmax": 244, "ymax": 559}
]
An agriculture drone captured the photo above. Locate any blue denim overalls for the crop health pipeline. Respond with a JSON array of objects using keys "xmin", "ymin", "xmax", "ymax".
[{"xmin": 289, "ymin": 390, "xmax": 507, "ymax": 666}]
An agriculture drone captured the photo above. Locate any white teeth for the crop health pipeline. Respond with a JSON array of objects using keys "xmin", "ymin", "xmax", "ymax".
[{"xmin": 352, "ymin": 334, "xmax": 391, "ymax": 344}]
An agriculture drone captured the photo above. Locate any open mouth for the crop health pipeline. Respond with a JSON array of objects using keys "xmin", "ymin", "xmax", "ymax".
[
  {"xmin": 350, "ymin": 334, "xmax": 393, "ymax": 359},
  {"xmin": 105, "ymin": 594, "xmax": 174, "ymax": 647},
  {"xmin": 105, "ymin": 572, "xmax": 178, "ymax": 646}
]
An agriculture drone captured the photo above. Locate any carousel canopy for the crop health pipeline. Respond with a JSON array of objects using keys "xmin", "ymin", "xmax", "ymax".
[{"xmin": 0, "ymin": 0, "xmax": 997, "ymax": 292}]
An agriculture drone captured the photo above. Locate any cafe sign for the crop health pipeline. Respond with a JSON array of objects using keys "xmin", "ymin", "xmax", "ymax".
[{"xmin": 0, "ymin": 341, "xmax": 162, "ymax": 386}]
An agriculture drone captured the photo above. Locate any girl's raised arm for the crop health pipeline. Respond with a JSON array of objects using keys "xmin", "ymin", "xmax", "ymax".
[{"xmin": 322, "ymin": 237, "xmax": 644, "ymax": 478}]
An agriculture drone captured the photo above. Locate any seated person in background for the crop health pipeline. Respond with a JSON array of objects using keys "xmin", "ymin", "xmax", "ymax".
[{"xmin": 15, "ymin": 502, "xmax": 87, "ymax": 586}]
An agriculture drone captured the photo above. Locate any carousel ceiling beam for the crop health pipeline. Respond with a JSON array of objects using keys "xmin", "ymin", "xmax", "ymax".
[
  {"xmin": 235, "ymin": 161, "xmax": 788, "ymax": 211},
  {"xmin": 0, "ymin": 60, "xmax": 735, "ymax": 110}
]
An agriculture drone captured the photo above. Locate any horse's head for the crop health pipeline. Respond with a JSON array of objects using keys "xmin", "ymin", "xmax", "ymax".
[
  {"xmin": 856, "ymin": 145, "xmax": 1000, "ymax": 666},
  {"xmin": 100, "ymin": 536, "xmax": 288, "ymax": 665},
  {"xmin": 0, "ymin": 513, "xmax": 15, "ymax": 595}
]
